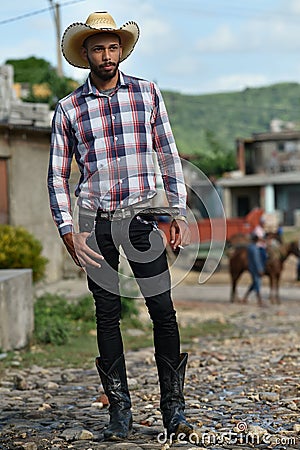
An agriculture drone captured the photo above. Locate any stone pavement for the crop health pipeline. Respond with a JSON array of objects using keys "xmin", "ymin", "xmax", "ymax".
[{"xmin": 0, "ymin": 277, "xmax": 300, "ymax": 449}]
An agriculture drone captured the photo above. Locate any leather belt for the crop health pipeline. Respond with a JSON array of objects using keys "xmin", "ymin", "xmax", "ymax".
[
  {"xmin": 96, "ymin": 206, "xmax": 180, "ymax": 222},
  {"xmin": 97, "ymin": 208, "xmax": 134, "ymax": 221}
]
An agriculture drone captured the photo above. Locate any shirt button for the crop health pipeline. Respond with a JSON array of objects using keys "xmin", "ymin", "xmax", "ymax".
[
  {"xmin": 114, "ymin": 136, "xmax": 118, "ymax": 141},
  {"xmin": 117, "ymin": 157, "xmax": 121, "ymax": 162},
  {"xmin": 112, "ymin": 115, "xmax": 116, "ymax": 120},
  {"xmin": 120, "ymin": 179, "xmax": 123, "ymax": 184}
]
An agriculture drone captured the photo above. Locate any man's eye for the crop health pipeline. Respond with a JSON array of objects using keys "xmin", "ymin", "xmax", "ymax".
[{"xmin": 92, "ymin": 45, "xmax": 119, "ymax": 53}]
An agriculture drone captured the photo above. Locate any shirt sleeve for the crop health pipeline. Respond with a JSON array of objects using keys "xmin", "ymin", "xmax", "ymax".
[
  {"xmin": 47, "ymin": 102, "xmax": 75, "ymax": 237},
  {"xmin": 151, "ymin": 83, "xmax": 187, "ymax": 216}
]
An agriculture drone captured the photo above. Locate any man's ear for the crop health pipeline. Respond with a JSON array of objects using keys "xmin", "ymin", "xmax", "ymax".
[{"xmin": 81, "ymin": 46, "xmax": 88, "ymax": 62}]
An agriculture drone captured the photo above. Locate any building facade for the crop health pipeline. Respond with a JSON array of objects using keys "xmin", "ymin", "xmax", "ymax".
[{"xmin": 218, "ymin": 129, "xmax": 300, "ymax": 226}]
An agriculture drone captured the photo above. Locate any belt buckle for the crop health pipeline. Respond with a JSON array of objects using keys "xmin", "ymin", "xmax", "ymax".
[{"xmin": 101, "ymin": 211, "xmax": 110, "ymax": 220}]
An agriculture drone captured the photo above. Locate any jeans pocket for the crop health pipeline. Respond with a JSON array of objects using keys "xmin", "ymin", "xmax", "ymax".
[{"xmin": 79, "ymin": 214, "xmax": 95, "ymax": 233}]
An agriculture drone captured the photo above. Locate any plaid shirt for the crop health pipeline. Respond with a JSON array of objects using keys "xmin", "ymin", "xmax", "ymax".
[{"xmin": 48, "ymin": 72, "xmax": 187, "ymax": 236}]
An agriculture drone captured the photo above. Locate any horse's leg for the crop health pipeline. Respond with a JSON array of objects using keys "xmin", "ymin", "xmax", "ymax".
[
  {"xmin": 269, "ymin": 275, "xmax": 275, "ymax": 304},
  {"xmin": 230, "ymin": 271, "xmax": 242, "ymax": 302},
  {"xmin": 254, "ymin": 273, "xmax": 263, "ymax": 306},
  {"xmin": 275, "ymin": 275, "xmax": 281, "ymax": 304},
  {"xmin": 230, "ymin": 275, "xmax": 237, "ymax": 302}
]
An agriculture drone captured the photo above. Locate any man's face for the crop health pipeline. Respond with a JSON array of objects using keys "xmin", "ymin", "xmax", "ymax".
[{"xmin": 81, "ymin": 33, "xmax": 122, "ymax": 82}]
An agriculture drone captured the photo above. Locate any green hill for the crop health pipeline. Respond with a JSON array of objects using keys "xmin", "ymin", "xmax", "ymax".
[{"xmin": 162, "ymin": 82, "xmax": 300, "ymax": 174}]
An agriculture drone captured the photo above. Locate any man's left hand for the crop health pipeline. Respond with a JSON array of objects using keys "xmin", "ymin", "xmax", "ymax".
[{"xmin": 170, "ymin": 218, "xmax": 191, "ymax": 250}]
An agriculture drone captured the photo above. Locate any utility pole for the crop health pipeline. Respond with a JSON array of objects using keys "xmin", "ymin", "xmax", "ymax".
[{"xmin": 48, "ymin": 0, "xmax": 63, "ymax": 77}]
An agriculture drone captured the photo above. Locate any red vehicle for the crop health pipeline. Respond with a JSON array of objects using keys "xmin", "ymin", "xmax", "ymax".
[
  {"xmin": 159, "ymin": 207, "xmax": 264, "ymax": 244},
  {"xmin": 158, "ymin": 208, "xmax": 264, "ymax": 271}
]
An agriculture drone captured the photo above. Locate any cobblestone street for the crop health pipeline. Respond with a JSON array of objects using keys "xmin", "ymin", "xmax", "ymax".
[{"xmin": 0, "ymin": 271, "xmax": 299, "ymax": 449}]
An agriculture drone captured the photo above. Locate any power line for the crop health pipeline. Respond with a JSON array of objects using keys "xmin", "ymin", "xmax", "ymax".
[
  {"xmin": 0, "ymin": 0, "xmax": 85, "ymax": 26},
  {"xmin": 0, "ymin": 7, "xmax": 51, "ymax": 25}
]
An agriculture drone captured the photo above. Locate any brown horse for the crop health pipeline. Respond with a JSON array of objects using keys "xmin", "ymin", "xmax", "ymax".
[{"xmin": 229, "ymin": 240, "xmax": 300, "ymax": 304}]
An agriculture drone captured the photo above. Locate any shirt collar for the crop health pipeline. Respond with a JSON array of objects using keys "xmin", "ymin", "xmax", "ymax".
[
  {"xmin": 82, "ymin": 71, "xmax": 131, "ymax": 97},
  {"xmin": 119, "ymin": 71, "xmax": 132, "ymax": 88}
]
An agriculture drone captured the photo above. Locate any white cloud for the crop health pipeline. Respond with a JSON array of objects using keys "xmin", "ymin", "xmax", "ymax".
[
  {"xmin": 247, "ymin": 17, "xmax": 300, "ymax": 52},
  {"xmin": 165, "ymin": 56, "xmax": 202, "ymax": 78},
  {"xmin": 197, "ymin": 25, "xmax": 239, "ymax": 53},
  {"xmin": 196, "ymin": 14, "xmax": 300, "ymax": 55},
  {"xmin": 137, "ymin": 18, "xmax": 173, "ymax": 56},
  {"xmin": 285, "ymin": 0, "xmax": 300, "ymax": 14},
  {"xmin": 212, "ymin": 73, "xmax": 269, "ymax": 92}
]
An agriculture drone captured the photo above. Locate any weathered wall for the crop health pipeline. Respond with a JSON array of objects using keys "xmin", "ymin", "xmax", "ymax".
[{"xmin": 0, "ymin": 125, "xmax": 65, "ymax": 282}]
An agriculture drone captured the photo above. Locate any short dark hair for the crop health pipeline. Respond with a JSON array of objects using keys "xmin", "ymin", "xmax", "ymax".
[{"xmin": 83, "ymin": 32, "xmax": 121, "ymax": 49}]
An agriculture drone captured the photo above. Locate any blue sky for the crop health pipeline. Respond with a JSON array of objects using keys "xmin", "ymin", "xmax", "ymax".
[{"xmin": 1, "ymin": 0, "xmax": 300, "ymax": 94}]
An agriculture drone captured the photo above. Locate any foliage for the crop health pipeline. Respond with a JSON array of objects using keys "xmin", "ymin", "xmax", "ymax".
[
  {"xmin": 6, "ymin": 56, "xmax": 78, "ymax": 109},
  {"xmin": 121, "ymin": 296, "xmax": 139, "ymax": 320},
  {"xmin": 33, "ymin": 293, "xmax": 140, "ymax": 346},
  {"xmin": 66, "ymin": 295, "xmax": 96, "ymax": 322},
  {"xmin": 34, "ymin": 314, "xmax": 70, "ymax": 346},
  {"xmin": 0, "ymin": 225, "xmax": 48, "ymax": 282},
  {"xmin": 191, "ymin": 130, "xmax": 236, "ymax": 176},
  {"xmin": 33, "ymin": 293, "xmax": 93, "ymax": 346},
  {"xmin": 6, "ymin": 56, "xmax": 52, "ymax": 84},
  {"xmin": 119, "ymin": 270, "xmax": 140, "ymax": 319}
]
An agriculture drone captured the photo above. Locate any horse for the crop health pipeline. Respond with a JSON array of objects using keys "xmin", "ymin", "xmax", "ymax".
[{"xmin": 229, "ymin": 240, "xmax": 300, "ymax": 304}]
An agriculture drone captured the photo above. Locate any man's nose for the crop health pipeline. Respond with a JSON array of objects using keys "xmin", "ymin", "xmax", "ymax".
[{"xmin": 102, "ymin": 48, "xmax": 111, "ymax": 60}]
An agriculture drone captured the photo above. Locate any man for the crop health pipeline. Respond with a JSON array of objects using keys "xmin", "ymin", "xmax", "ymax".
[
  {"xmin": 242, "ymin": 235, "xmax": 264, "ymax": 306},
  {"xmin": 253, "ymin": 216, "xmax": 267, "ymax": 270},
  {"xmin": 48, "ymin": 11, "xmax": 193, "ymax": 442}
]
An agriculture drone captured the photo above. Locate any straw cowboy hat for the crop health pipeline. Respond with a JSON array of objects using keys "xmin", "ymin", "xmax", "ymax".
[{"xmin": 61, "ymin": 11, "xmax": 140, "ymax": 68}]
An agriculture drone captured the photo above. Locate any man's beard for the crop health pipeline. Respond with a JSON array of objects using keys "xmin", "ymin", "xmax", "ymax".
[{"xmin": 88, "ymin": 57, "xmax": 120, "ymax": 82}]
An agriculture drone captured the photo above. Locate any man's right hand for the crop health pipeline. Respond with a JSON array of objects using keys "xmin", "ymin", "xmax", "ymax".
[{"xmin": 62, "ymin": 232, "xmax": 104, "ymax": 268}]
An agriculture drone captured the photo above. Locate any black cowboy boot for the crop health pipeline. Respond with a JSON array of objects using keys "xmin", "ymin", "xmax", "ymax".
[
  {"xmin": 95, "ymin": 354, "xmax": 132, "ymax": 440},
  {"xmin": 155, "ymin": 352, "xmax": 193, "ymax": 438}
]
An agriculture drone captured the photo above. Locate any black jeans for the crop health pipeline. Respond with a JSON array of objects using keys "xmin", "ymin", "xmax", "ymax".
[{"xmin": 85, "ymin": 216, "xmax": 180, "ymax": 371}]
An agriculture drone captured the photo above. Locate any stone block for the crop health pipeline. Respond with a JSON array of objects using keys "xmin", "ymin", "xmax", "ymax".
[{"xmin": 0, "ymin": 269, "xmax": 33, "ymax": 351}]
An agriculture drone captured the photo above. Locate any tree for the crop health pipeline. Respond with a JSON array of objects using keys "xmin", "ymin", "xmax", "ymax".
[
  {"xmin": 5, "ymin": 56, "xmax": 78, "ymax": 109},
  {"xmin": 6, "ymin": 56, "xmax": 51, "ymax": 84},
  {"xmin": 192, "ymin": 130, "xmax": 236, "ymax": 177}
]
